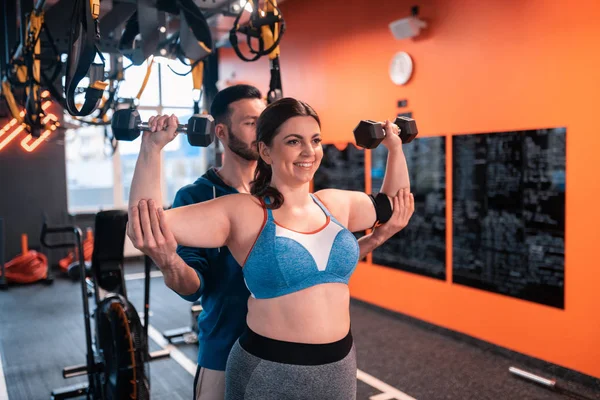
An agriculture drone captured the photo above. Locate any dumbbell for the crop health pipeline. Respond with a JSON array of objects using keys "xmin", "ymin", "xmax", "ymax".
[
  {"xmin": 111, "ymin": 109, "xmax": 215, "ymax": 147},
  {"xmin": 353, "ymin": 116, "xmax": 418, "ymax": 149}
]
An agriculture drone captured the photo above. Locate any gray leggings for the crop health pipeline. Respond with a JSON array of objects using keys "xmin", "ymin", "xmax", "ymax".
[{"xmin": 225, "ymin": 335, "xmax": 357, "ymax": 400}]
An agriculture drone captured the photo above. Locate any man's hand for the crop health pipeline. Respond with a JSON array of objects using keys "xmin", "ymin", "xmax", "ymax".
[
  {"xmin": 373, "ymin": 188, "xmax": 415, "ymax": 244},
  {"xmin": 127, "ymin": 199, "xmax": 179, "ymax": 270}
]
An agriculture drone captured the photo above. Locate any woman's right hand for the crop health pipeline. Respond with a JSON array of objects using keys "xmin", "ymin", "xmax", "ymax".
[{"xmin": 142, "ymin": 114, "xmax": 179, "ymax": 150}]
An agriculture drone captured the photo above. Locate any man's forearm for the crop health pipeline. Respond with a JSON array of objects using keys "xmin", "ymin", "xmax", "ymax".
[
  {"xmin": 357, "ymin": 232, "xmax": 384, "ymax": 259},
  {"xmin": 380, "ymin": 146, "xmax": 410, "ymax": 196},
  {"xmin": 161, "ymin": 255, "xmax": 201, "ymax": 296}
]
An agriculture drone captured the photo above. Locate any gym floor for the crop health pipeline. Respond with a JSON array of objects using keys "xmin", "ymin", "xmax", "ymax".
[{"xmin": 1, "ymin": 260, "xmax": 599, "ymax": 400}]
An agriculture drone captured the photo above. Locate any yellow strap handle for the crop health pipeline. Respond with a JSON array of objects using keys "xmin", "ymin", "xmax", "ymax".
[
  {"xmin": 15, "ymin": 66, "xmax": 28, "ymax": 84},
  {"xmin": 11, "ymin": 12, "xmax": 44, "ymax": 88},
  {"xmin": 191, "ymin": 61, "xmax": 204, "ymax": 91},
  {"xmin": 261, "ymin": 0, "xmax": 280, "ymax": 60},
  {"xmin": 136, "ymin": 57, "xmax": 155, "ymax": 100},
  {"xmin": 30, "ymin": 12, "xmax": 44, "ymax": 94},
  {"xmin": 260, "ymin": 26, "xmax": 280, "ymax": 59},
  {"xmin": 90, "ymin": 0, "xmax": 100, "ymax": 19},
  {"xmin": 91, "ymin": 81, "xmax": 108, "ymax": 91}
]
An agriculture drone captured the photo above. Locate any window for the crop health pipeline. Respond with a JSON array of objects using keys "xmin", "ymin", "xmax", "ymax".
[
  {"xmin": 65, "ymin": 125, "xmax": 115, "ymax": 212},
  {"xmin": 65, "ymin": 60, "xmax": 210, "ymax": 213},
  {"xmin": 160, "ymin": 59, "xmax": 195, "ymax": 108},
  {"xmin": 118, "ymin": 60, "xmax": 160, "ymax": 107}
]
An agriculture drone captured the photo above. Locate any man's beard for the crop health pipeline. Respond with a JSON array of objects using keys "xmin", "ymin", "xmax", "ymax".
[{"xmin": 227, "ymin": 125, "xmax": 259, "ymax": 161}]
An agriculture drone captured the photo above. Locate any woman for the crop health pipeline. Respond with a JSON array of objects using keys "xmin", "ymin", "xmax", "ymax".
[{"xmin": 127, "ymin": 98, "xmax": 414, "ymax": 399}]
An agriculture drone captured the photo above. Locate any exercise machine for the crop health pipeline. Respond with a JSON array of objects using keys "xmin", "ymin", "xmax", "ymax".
[
  {"xmin": 44, "ymin": 210, "xmax": 169, "ymax": 400},
  {"xmin": 161, "ymin": 301, "xmax": 203, "ymax": 345}
]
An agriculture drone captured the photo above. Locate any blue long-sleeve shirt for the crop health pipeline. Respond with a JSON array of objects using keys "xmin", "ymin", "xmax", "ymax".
[{"xmin": 172, "ymin": 167, "xmax": 249, "ymax": 371}]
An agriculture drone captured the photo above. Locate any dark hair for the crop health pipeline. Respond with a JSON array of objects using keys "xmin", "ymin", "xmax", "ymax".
[
  {"xmin": 250, "ymin": 97, "xmax": 321, "ymax": 209},
  {"xmin": 210, "ymin": 84, "xmax": 262, "ymax": 125}
]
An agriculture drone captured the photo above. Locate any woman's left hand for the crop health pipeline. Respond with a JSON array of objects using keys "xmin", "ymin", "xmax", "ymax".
[
  {"xmin": 373, "ymin": 188, "xmax": 415, "ymax": 241},
  {"xmin": 381, "ymin": 119, "xmax": 403, "ymax": 150}
]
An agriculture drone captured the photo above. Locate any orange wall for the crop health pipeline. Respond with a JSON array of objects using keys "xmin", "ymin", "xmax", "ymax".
[{"xmin": 220, "ymin": 0, "xmax": 600, "ymax": 378}]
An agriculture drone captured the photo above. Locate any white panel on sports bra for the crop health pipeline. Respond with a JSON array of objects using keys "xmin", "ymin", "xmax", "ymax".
[{"xmin": 275, "ymin": 222, "xmax": 343, "ymax": 272}]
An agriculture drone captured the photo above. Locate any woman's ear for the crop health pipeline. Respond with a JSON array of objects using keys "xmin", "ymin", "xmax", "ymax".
[{"xmin": 258, "ymin": 142, "xmax": 272, "ymax": 165}]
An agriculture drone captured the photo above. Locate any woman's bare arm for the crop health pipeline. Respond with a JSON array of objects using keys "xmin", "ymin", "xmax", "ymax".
[
  {"xmin": 128, "ymin": 115, "xmax": 176, "ymax": 208},
  {"xmin": 314, "ymin": 189, "xmax": 375, "ymax": 232},
  {"xmin": 379, "ymin": 119, "xmax": 410, "ymax": 196},
  {"xmin": 314, "ymin": 120, "xmax": 411, "ymax": 232},
  {"xmin": 165, "ymin": 196, "xmax": 234, "ymax": 248},
  {"xmin": 128, "ymin": 114, "xmax": 233, "ymax": 250}
]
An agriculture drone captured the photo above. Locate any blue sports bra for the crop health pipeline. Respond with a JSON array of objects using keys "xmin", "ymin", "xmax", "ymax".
[{"xmin": 242, "ymin": 194, "xmax": 360, "ymax": 299}]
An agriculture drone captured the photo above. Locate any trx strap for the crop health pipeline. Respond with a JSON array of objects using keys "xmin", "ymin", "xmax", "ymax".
[
  {"xmin": 120, "ymin": 0, "xmax": 212, "ymax": 67},
  {"xmin": 64, "ymin": 0, "xmax": 107, "ymax": 116},
  {"xmin": 70, "ymin": 60, "xmax": 136, "ymax": 127},
  {"xmin": 177, "ymin": 0, "xmax": 213, "ymax": 60},
  {"xmin": 136, "ymin": 58, "xmax": 155, "ymax": 100},
  {"xmin": 118, "ymin": 11, "xmax": 144, "ymax": 65},
  {"xmin": 191, "ymin": 61, "xmax": 204, "ymax": 113},
  {"xmin": 229, "ymin": 0, "xmax": 286, "ymax": 62},
  {"xmin": 71, "ymin": 49, "xmax": 126, "ymax": 126},
  {"xmin": 2, "ymin": 2, "xmax": 60, "ymax": 136},
  {"xmin": 229, "ymin": 0, "xmax": 285, "ymax": 103},
  {"xmin": 1, "ymin": 6, "xmax": 42, "ymax": 125},
  {"xmin": 119, "ymin": 0, "xmax": 162, "ymax": 65},
  {"xmin": 230, "ymin": 0, "xmax": 261, "ymax": 62},
  {"xmin": 23, "ymin": 9, "xmax": 43, "ymax": 132},
  {"xmin": 267, "ymin": 56, "xmax": 283, "ymax": 104},
  {"xmin": 191, "ymin": 61, "xmax": 204, "ymax": 91},
  {"xmin": 262, "ymin": 0, "xmax": 283, "ymax": 103}
]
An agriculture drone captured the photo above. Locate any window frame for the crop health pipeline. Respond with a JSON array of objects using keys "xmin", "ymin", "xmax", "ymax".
[{"xmin": 65, "ymin": 63, "xmax": 200, "ymax": 214}]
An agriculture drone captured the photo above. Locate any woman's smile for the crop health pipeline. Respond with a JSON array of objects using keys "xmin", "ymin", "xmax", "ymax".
[{"xmin": 293, "ymin": 161, "xmax": 314, "ymax": 170}]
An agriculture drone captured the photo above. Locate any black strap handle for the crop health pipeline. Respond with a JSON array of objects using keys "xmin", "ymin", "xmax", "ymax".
[{"xmin": 64, "ymin": 0, "xmax": 105, "ymax": 116}]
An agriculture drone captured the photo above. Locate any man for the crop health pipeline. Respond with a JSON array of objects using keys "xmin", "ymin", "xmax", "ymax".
[{"xmin": 138, "ymin": 85, "xmax": 413, "ymax": 399}]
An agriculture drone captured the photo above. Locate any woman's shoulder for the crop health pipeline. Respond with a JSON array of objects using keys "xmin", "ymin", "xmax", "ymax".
[
  {"xmin": 313, "ymin": 189, "xmax": 349, "ymax": 217},
  {"xmin": 313, "ymin": 189, "xmax": 346, "ymax": 207},
  {"xmin": 225, "ymin": 194, "xmax": 267, "ymax": 239}
]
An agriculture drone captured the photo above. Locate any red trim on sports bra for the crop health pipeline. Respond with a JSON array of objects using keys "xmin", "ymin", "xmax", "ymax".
[
  {"xmin": 273, "ymin": 215, "xmax": 331, "ymax": 235},
  {"xmin": 242, "ymin": 198, "xmax": 268, "ymax": 268},
  {"xmin": 312, "ymin": 193, "xmax": 328, "ymax": 208}
]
